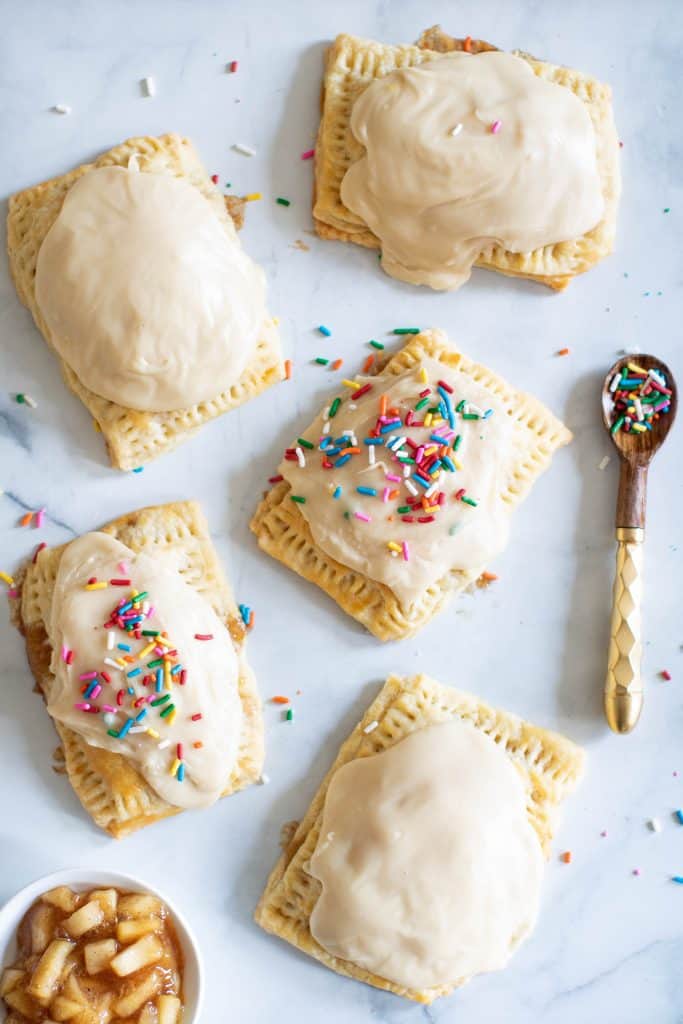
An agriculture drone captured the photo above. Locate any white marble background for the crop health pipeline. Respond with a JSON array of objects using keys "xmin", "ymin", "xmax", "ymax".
[{"xmin": 0, "ymin": 1, "xmax": 682, "ymax": 1021}]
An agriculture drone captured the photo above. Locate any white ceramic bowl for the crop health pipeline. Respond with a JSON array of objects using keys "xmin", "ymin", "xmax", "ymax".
[{"xmin": 0, "ymin": 868, "xmax": 203, "ymax": 1022}]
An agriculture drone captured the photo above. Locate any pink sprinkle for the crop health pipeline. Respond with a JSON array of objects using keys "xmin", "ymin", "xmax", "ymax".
[
  {"xmin": 74, "ymin": 702, "xmax": 91, "ymax": 711},
  {"xmin": 117, "ymin": 561, "xmax": 129, "ymax": 575},
  {"xmin": 416, "ymin": 446, "xmax": 425, "ymax": 464},
  {"xmin": 301, "ymin": 148, "xmax": 315, "ymax": 160},
  {"xmin": 90, "ymin": 684, "xmax": 102, "ymax": 699},
  {"xmin": 600, "ymin": 830, "xmax": 608, "ymax": 837},
  {"xmin": 402, "ymin": 541, "xmax": 409, "ymax": 562},
  {"xmin": 146, "ymin": 606, "xmax": 155, "ymax": 618},
  {"xmin": 79, "ymin": 671, "xmax": 98, "ymax": 681},
  {"xmin": 382, "ymin": 487, "xmax": 390, "ymax": 503},
  {"xmin": 101, "ymin": 705, "xmax": 117, "ymax": 713},
  {"xmin": 354, "ymin": 512, "xmax": 371, "ymax": 523},
  {"xmin": 437, "ymin": 492, "xmax": 446, "ymax": 506},
  {"xmin": 61, "ymin": 644, "xmax": 69, "ymax": 662},
  {"xmin": 35, "ymin": 507, "xmax": 46, "ymax": 529},
  {"xmin": 633, "ymin": 868, "xmax": 641, "ymax": 876},
  {"xmin": 491, "ymin": 119, "xmax": 502, "ymax": 134},
  {"xmin": 7, "ymin": 589, "xmax": 19, "ymax": 599},
  {"xmin": 386, "ymin": 473, "xmax": 401, "ymax": 483}
]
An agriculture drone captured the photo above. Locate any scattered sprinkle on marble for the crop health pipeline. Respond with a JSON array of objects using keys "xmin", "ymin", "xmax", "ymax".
[
  {"xmin": 52, "ymin": 103, "xmax": 71, "ymax": 115},
  {"xmin": 556, "ymin": 347, "xmax": 570, "ymax": 357},
  {"xmin": 600, "ymin": 830, "xmax": 608, "ymax": 837},
  {"xmin": 363, "ymin": 720, "xmax": 379, "ymax": 735},
  {"xmin": 660, "ymin": 669, "xmax": 672, "ymax": 681},
  {"xmin": 15, "ymin": 393, "xmax": 37, "ymax": 408},
  {"xmin": 632, "ymin": 868, "xmax": 642, "ymax": 876},
  {"xmin": 675, "ymin": 809, "xmax": 683, "ymax": 825},
  {"xmin": 233, "ymin": 142, "xmax": 256, "ymax": 156},
  {"xmin": 258, "ymin": 773, "xmax": 270, "ymax": 785},
  {"xmin": 647, "ymin": 818, "xmax": 662, "ymax": 832},
  {"xmin": 141, "ymin": 76, "xmax": 156, "ymax": 97},
  {"xmin": 597, "ymin": 456, "xmax": 611, "ymax": 471}
]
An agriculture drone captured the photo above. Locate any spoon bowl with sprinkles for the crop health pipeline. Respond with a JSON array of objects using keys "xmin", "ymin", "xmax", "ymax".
[{"xmin": 601, "ymin": 353, "xmax": 677, "ymax": 734}]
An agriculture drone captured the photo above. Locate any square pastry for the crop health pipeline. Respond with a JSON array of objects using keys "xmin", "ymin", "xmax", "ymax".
[
  {"xmin": 15, "ymin": 501, "xmax": 263, "ymax": 838},
  {"xmin": 7, "ymin": 133, "xmax": 283, "ymax": 469},
  {"xmin": 251, "ymin": 330, "xmax": 571, "ymax": 641},
  {"xmin": 256, "ymin": 673, "xmax": 585, "ymax": 1003},
  {"xmin": 313, "ymin": 27, "xmax": 620, "ymax": 290}
]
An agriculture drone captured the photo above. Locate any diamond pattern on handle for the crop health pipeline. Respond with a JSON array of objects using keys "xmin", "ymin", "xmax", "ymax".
[{"xmin": 607, "ymin": 540, "xmax": 643, "ymax": 693}]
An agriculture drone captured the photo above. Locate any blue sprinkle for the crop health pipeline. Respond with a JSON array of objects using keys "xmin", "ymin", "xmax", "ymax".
[
  {"xmin": 335, "ymin": 454, "xmax": 351, "ymax": 467},
  {"xmin": 177, "ymin": 762, "xmax": 185, "ymax": 781},
  {"xmin": 84, "ymin": 681, "xmax": 97, "ymax": 699},
  {"xmin": 155, "ymin": 669, "xmax": 163, "ymax": 693},
  {"xmin": 483, "ymin": 409, "xmax": 494, "ymax": 419},
  {"xmin": 332, "ymin": 486, "xmax": 342, "ymax": 499},
  {"xmin": 132, "ymin": 467, "xmax": 144, "ymax": 473},
  {"xmin": 364, "ymin": 438, "xmax": 385, "ymax": 446},
  {"xmin": 318, "ymin": 325, "xmax": 332, "ymax": 337},
  {"xmin": 672, "ymin": 876, "xmax": 683, "ymax": 884},
  {"xmin": 414, "ymin": 475, "xmax": 431, "ymax": 489},
  {"xmin": 239, "ymin": 603, "xmax": 251, "ymax": 626},
  {"xmin": 325, "ymin": 447, "xmax": 341, "ymax": 457},
  {"xmin": 117, "ymin": 643, "xmax": 131, "ymax": 652},
  {"xmin": 320, "ymin": 437, "xmax": 332, "ymax": 449},
  {"xmin": 442, "ymin": 456, "xmax": 456, "ymax": 472},
  {"xmin": 380, "ymin": 420, "xmax": 401, "ymax": 434},
  {"xmin": 171, "ymin": 664, "xmax": 182, "ymax": 676},
  {"xmin": 117, "ymin": 717, "xmax": 133, "ymax": 739},
  {"xmin": 675, "ymin": 809, "xmax": 683, "ymax": 825},
  {"xmin": 135, "ymin": 708, "xmax": 148, "ymax": 723},
  {"xmin": 356, "ymin": 486, "xmax": 377, "ymax": 496},
  {"xmin": 127, "ymin": 667, "xmax": 142, "ymax": 678},
  {"xmin": 127, "ymin": 686, "xmax": 135, "ymax": 695}
]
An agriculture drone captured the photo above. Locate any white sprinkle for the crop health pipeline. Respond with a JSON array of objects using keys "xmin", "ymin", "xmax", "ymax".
[
  {"xmin": 369, "ymin": 445, "xmax": 376, "ymax": 466},
  {"xmin": 259, "ymin": 773, "xmax": 270, "ymax": 785},
  {"xmin": 103, "ymin": 712, "xmax": 116, "ymax": 726},
  {"xmin": 129, "ymin": 726, "xmax": 146, "ymax": 734},
  {"xmin": 104, "ymin": 657, "xmax": 122, "ymax": 671},
  {"xmin": 648, "ymin": 818, "xmax": 662, "ymax": 832},
  {"xmin": 323, "ymin": 406, "xmax": 331, "ymax": 421},
  {"xmin": 348, "ymin": 403, "xmax": 357, "ymax": 411},
  {"xmin": 425, "ymin": 482, "xmax": 439, "ymax": 499},
  {"xmin": 403, "ymin": 465, "xmax": 411, "ymax": 478},
  {"xmin": 322, "ymin": 421, "xmax": 331, "ymax": 435},
  {"xmin": 648, "ymin": 367, "xmax": 666, "ymax": 386},
  {"xmin": 158, "ymin": 739, "xmax": 171, "ymax": 750},
  {"xmin": 22, "ymin": 394, "xmax": 38, "ymax": 408},
  {"xmin": 233, "ymin": 142, "xmax": 256, "ymax": 157},
  {"xmin": 127, "ymin": 153, "xmax": 140, "ymax": 172},
  {"xmin": 106, "ymin": 631, "xmax": 115, "ymax": 651},
  {"xmin": 405, "ymin": 478, "xmax": 418, "ymax": 496},
  {"xmin": 142, "ymin": 600, "xmax": 149, "ymax": 615},
  {"xmin": 635, "ymin": 397, "xmax": 644, "ymax": 421},
  {"xmin": 597, "ymin": 456, "xmax": 611, "ymax": 471},
  {"xmin": 609, "ymin": 373, "xmax": 621, "ymax": 393},
  {"xmin": 363, "ymin": 720, "xmax": 379, "ymax": 734},
  {"xmin": 141, "ymin": 76, "xmax": 156, "ymax": 97},
  {"xmin": 295, "ymin": 446, "xmax": 306, "ymax": 468},
  {"xmin": 450, "ymin": 123, "xmax": 463, "ymax": 137},
  {"xmin": 342, "ymin": 430, "xmax": 354, "ymax": 437},
  {"xmin": 52, "ymin": 103, "xmax": 71, "ymax": 115}
]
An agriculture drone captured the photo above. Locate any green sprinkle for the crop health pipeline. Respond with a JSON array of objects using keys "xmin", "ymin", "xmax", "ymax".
[
  {"xmin": 329, "ymin": 397, "xmax": 341, "ymax": 418},
  {"xmin": 392, "ymin": 327, "xmax": 420, "ymax": 335},
  {"xmin": 297, "ymin": 438, "xmax": 314, "ymax": 450},
  {"xmin": 107, "ymin": 728, "xmax": 119, "ymax": 738},
  {"xmin": 663, "ymin": 207, "xmax": 670, "ymax": 213},
  {"xmin": 461, "ymin": 496, "xmax": 478, "ymax": 507},
  {"xmin": 454, "ymin": 435, "xmax": 462, "ymax": 451},
  {"xmin": 290, "ymin": 495, "xmax": 306, "ymax": 504},
  {"xmin": 132, "ymin": 591, "xmax": 148, "ymax": 603},
  {"xmin": 151, "ymin": 694, "xmax": 171, "ymax": 707},
  {"xmin": 160, "ymin": 704, "xmax": 176, "ymax": 719},
  {"xmin": 397, "ymin": 505, "xmax": 411, "ymax": 514},
  {"xmin": 147, "ymin": 658, "xmax": 164, "ymax": 669},
  {"xmin": 397, "ymin": 456, "xmax": 414, "ymax": 464},
  {"xmin": 415, "ymin": 397, "xmax": 430, "ymax": 411},
  {"xmin": 610, "ymin": 415, "xmax": 625, "ymax": 434},
  {"xmin": 285, "ymin": 708, "xmax": 294, "ymax": 721},
  {"xmin": 462, "ymin": 412, "xmax": 479, "ymax": 420},
  {"xmin": 448, "ymin": 523, "xmax": 462, "ymax": 536},
  {"xmin": 276, "ymin": 197, "xmax": 291, "ymax": 206},
  {"xmin": 141, "ymin": 630, "xmax": 160, "ymax": 637},
  {"xmin": 315, "ymin": 357, "xmax": 330, "ymax": 365},
  {"xmin": 15, "ymin": 393, "xmax": 26, "ymax": 404},
  {"xmin": 369, "ymin": 340, "xmax": 384, "ymax": 350},
  {"xmin": 343, "ymin": 510, "xmax": 351, "ymax": 519},
  {"xmin": 456, "ymin": 400, "xmax": 466, "ymax": 413}
]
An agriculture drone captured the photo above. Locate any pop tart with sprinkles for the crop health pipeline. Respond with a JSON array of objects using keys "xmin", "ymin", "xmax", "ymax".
[{"xmin": 251, "ymin": 329, "xmax": 571, "ymax": 641}]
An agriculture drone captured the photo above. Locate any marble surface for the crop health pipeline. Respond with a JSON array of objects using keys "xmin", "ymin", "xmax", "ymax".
[{"xmin": 1, "ymin": 1, "xmax": 682, "ymax": 1021}]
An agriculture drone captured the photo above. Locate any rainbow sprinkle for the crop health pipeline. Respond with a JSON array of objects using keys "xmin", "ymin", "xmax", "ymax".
[{"xmin": 607, "ymin": 363, "xmax": 672, "ymax": 435}]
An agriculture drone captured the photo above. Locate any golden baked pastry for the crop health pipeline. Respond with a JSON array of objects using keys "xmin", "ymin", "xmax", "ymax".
[
  {"xmin": 255, "ymin": 673, "xmax": 585, "ymax": 1003},
  {"xmin": 14, "ymin": 501, "xmax": 263, "ymax": 838},
  {"xmin": 251, "ymin": 329, "xmax": 571, "ymax": 641},
  {"xmin": 7, "ymin": 133, "xmax": 283, "ymax": 470},
  {"xmin": 313, "ymin": 27, "xmax": 620, "ymax": 290}
]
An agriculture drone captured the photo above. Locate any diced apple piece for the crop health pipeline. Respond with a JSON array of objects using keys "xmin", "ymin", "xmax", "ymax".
[
  {"xmin": 62, "ymin": 900, "xmax": 104, "ymax": 939},
  {"xmin": 110, "ymin": 933, "xmax": 164, "ymax": 977},
  {"xmin": 40, "ymin": 887, "xmax": 81, "ymax": 913},
  {"xmin": 88, "ymin": 888, "xmax": 118, "ymax": 921},
  {"xmin": 0, "ymin": 966, "xmax": 25, "ymax": 996},
  {"xmin": 116, "ymin": 918, "xmax": 162, "ymax": 943},
  {"xmin": 139, "ymin": 1004, "xmax": 158, "ymax": 1024},
  {"xmin": 30, "ymin": 902, "xmax": 56, "ymax": 954},
  {"xmin": 157, "ymin": 994, "xmax": 182, "ymax": 1024},
  {"xmin": 117, "ymin": 894, "xmax": 162, "ymax": 919},
  {"xmin": 112, "ymin": 969, "xmax": 162, "ymax": 1016},
  {"xmin": 83, "ymin": 937, "xmax": 118, "ymax": 975},
  {"xmin": 49, "ymin": 995, "xmax": 84, "ymax": 1020},
  {"xmin": 4, "ymin": 985, "xmax": 42, "ymax": 1019},
  {"xmin": 26, "ymin": 938, "xmax": 74, "ymax": 1005}
]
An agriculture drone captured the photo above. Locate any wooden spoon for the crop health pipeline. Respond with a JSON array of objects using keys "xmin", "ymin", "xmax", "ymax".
[{"xmin": 601, "ymin": 354, "xmax": 677, "ymax": 733}]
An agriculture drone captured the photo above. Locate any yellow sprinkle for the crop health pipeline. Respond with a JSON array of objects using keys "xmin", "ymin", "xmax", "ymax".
[
  {"xmin": 0, "ymin": 571, "xmax": 15, "ymax": 586},
  {"xmin": 244, "ymin": 192, "xmax": 262, "ymax": 201},
  {"xmin": 387, "ymin": 541, "xmax": 402, "ymax": 552},
  {"xmin": 631, "ymin": 423, "xmax": 647, "ymax": 433},
  {"xmin": 166, "ymin": 709, "xmax": 177, "ymax": 726},
  {"xmin": 85, "ymin": 581, "xmax": 107, "ymax": 590},
  {"xmin": 116, "ymin": 657, "xmax": 128, "ymax": 668},
  {"xmin": 342, "ymin": 379, "xmax": 361, "ymax": 389},
  {"xmin": 156, "ymin": 635, "xmax": 174, "ymax": 648},
  {"xmin": 431, "ymin": 417, "xmax": 444, "ymax": 426},
  {"xmin": 424, "ymin": 412, "xmax": 432, "ymax": 427},
  {"xmin": 146, "ymin": 728, "xmax": 160, "ymax": 739},
  {"xmin": 422, "ymin": 504, "xmax": 439, "ymax": 514},
  {"xmin": 137, "ymin": 642, "xmax": 156, "ymax": 660},
  {"xmin": 419, "ymin": 367, "xmax": 428, "ymax": 383},
  {"xmin": 454, "ymin": 458, "xmax": 463, "ymax": 470},
  {"xmin": 170, "ymin": 758, "xmax": 181, "ymax": 776},
  {"xmin": 164, "ymin": 660, "xmax": 172, "ymax": 690},
  {"xmin": 627, "ymin": 362, "xmax": 647, "ymax": 374}
]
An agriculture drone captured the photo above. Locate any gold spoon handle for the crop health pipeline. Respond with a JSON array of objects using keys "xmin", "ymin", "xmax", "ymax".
[{"xmin": 604, "ymin": 527, "xmax": 644, "ymax": 733}]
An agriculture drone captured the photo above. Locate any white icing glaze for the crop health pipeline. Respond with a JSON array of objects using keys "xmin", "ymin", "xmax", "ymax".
[
  {"xmin": 341, "ymin": 51, "xmax": 604, "ymax": 290},
  {"xmin": 35, "ymin": 166, "xmax": 267, "ymax": 411},
  {"xmin": 278, "ymin": 357, "xmax": 515, "ymax": 607},
  {"xmin": 46, "ymin": 533, "xmax": 243, "ymax": 809},
  {"xmin": 309, "ymin": 719, "xmax": 543, "ymax": 989}
]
